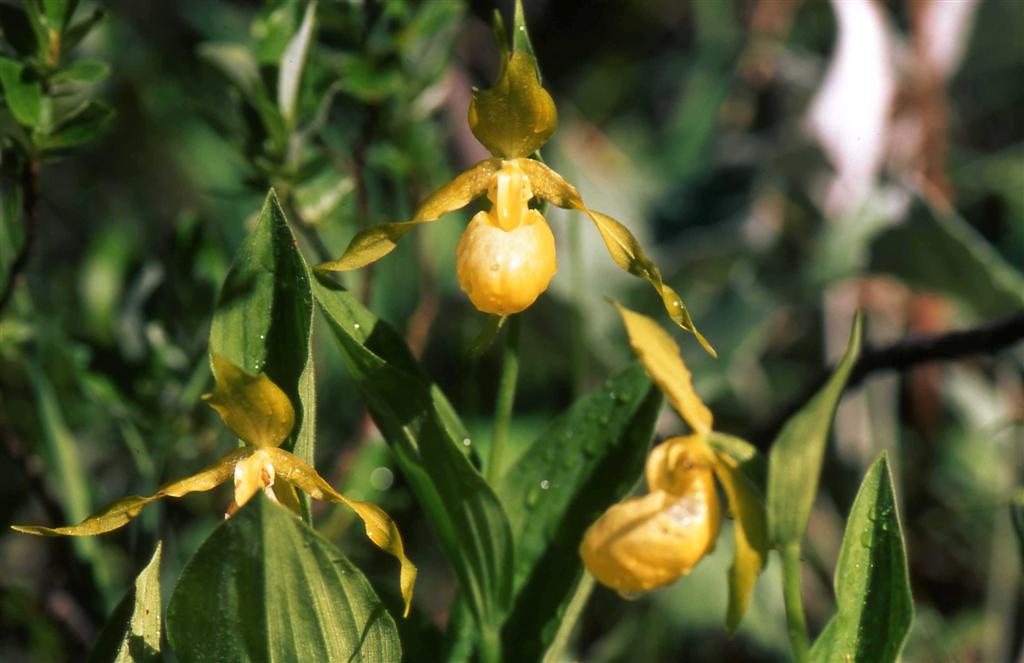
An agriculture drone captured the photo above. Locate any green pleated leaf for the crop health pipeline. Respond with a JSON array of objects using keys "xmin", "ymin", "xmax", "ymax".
[
  {"xmin": 869, "ymin": 199, "xmax": 1024, "ymax": 318},
  {"xmin": 209, "ymin": 190, "xmax": 315, "ymax": 462},
  {"xmin": 88, "ymin": 542, "xmax": 162, "ymax": 663},
  {"xmin": 311, "ymin": 272, "xmax": 514, "ymax": 637},
  {"xmin": 767, "ymin": 312, "xmax": 862, "ymax": 547},
  {"xmin": 810, "ymin": 453, "xmax": 913, "ymax": 663},
  {"xmin": 167, "ymin": 496, "xmax": 400, "ymax": 662},
  {"xmin": 498, "ymin": 364, "xmax": 661, "ymax": 662}
]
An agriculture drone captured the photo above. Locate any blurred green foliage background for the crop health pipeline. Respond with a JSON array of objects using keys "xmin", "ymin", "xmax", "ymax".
[{"xmin": 0, "ymin": 0, "xmax": 1021, "ymax": 661}]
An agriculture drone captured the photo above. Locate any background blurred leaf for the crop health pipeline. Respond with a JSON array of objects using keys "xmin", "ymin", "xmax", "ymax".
[
  {"xmin": 52, "ymin": 59, "xmax": 110, "ymax": 86},
  {"xmin": 499, "ymin": 364, "xmax": 661, "ymax": 661},
  {"xmin": 88, "ymin": 542, "xmax": 162, "ymax": 663},
  {"xmin": 208, "ymin": 190, "xmax": 316, "ymax": 462},
  {"xmin": 277, "ymin": 0, "xmax": 315, "ymax": 129},
  {"xmin": 41, "ymin": 0, "xmax": 78, "ymax": 34},
  {"xmin": 26, "ymin": 359, "xmax": 115, "ymax": 604},
  {"xmin": 767, "ymin": 313, "xmax": 862, "ymax": 548},
  {"xmin": 166, "ymin": 496, "xmax": 401, "ymax": 662},
  {"xmin": 0, "ymin": 58, "xmax": 43, "ymax": 128},
  {"xmin": 810, "ymin": 453, "xmax": 913, "ymax": 663},
  {"xmin": 37, "ymin": 100, "xmax": 111, "ymax": 151},
  {"xmin": 869, "ymin": 199, "xmax": 1024, "ymax": 318},
  {"xmin": 312, "ymin": 273, "xmax": 514, "ymax": 641},
  {"xmin": 0, "ymin": 5, "xmax": 39, "ymax": 57}
]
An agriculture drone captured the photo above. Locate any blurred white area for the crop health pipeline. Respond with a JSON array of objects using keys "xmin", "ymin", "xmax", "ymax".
[{"xmin": 805, "ymin": 0, "xmax": 896, "ymax": 217}]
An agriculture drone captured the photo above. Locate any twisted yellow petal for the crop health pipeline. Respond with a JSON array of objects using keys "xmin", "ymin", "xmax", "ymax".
[
  {"xmin": 12, "ymin": 448, "xmax": 250, "ymax": 537},
  {"xmin": 317, "ymin": 158, "xmax": 502, "ymax": 272},
  {"xmin": 264, "ymin": 447, "xmax": 417, "ymax": 617},
  {"xmin": 616, "ymin": 304, "xmax": 713, "ymax": 434}
]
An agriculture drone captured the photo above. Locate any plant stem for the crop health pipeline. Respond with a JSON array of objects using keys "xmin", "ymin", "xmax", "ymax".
[
  {"xmin": 781, "ymin": 544, "xmax": 811, "ymax": 663},
  {"xmin": 542, "ymin": 574, "xmax": 595, "ymax": 663},
  {"xmin": 487, "ymin": 315, "xmax": 521, "ymax": 484},
  {"xmin": 479, "ymin": 624, "xmax": 502, "ymax": 663}
]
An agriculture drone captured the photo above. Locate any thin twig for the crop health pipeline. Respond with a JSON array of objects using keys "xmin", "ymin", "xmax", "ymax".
[
  {"xmin": 0, "ymin": 159, "xmax": 40, "ymax": 316},
  {"xmin": 756, "ymin": 309, "xmax": 1024, "ymax": 446}
]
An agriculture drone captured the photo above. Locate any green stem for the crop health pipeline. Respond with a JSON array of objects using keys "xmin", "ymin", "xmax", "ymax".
[
  {"xmin": 487, "ymin": 315, "xmax": 520, "ymax": 484},
  {"xmin": 542, "ymin": 574, "xmax": 595, "ymax": 663},
  {"xmin": 781, "ymin": 544, "xmax": 811, "ymax": 663},
  {"xmin": 478, "ymin": 625, "xmax": 502, "ymax": 663}
]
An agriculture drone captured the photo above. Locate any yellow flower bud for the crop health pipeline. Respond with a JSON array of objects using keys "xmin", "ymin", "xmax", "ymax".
[{"xmin": 579, "ymin": 466, "xmax": 721, "ymax": 594}]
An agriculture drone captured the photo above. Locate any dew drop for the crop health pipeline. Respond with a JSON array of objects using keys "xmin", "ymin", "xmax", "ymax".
[
  {"xmin": 354, "ymin": 323, "xmax": 361, "ymax": 330},
  {"xmin": 540, "ymin": 479, "xmax": 551, "ymax": 490},
  {"xmin": 462, "ymin": 437, "xmax": 472, "ymax": 447}
]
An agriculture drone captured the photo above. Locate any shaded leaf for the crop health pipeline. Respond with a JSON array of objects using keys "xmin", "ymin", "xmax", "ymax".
[
  {"xmin": 767, "ymin": 313, "xmax": 863, "ymax": 547},
  {"xmin": 499, "ymin": 364, "xmax": 661, "ymax": 661},
  {"xmin": 88, "ymin": 542, "xmax": 162, "ymax": 663},
  {"xmin": 167, "ymin": 496, "xmax": 401, "ymax": 662},
  {"xmin": 312, "ymin": 272, "xmax": 514, "ymax": 635},
  {"xmin": 61, "ymin": 8, "xmax": 103, "ymax": 54},
  {"xmin": 810, "ymin": 453, "xmax": 913, "ymax": 663},
  {"xmin": 209, "ymin": 190, "xmax": 316, "ymax": 462}
]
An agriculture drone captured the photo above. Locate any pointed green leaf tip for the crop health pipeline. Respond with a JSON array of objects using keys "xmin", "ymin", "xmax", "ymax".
[{"xmin": 468, "ymin": 50, "xmax": 556, "ymax": 159}]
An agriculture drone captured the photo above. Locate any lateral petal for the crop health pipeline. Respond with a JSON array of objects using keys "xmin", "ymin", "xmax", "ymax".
[
  {"xmin": 616, "ymin": 304, "xmax": 713, "ymax": 434},
  {"xmin": 265, "ymin": 448, "xmax": 417, "ymax": 617},
  {"xmin": 317, "ymin": 158, "xmax": 502, "ymax": 272}
]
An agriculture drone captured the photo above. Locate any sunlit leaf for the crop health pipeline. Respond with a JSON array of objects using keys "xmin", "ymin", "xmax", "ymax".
[
  {"xmin": 312, "ymin": 272, "xmax": 514, "ymax": 636},
  {"xmin": 709, "ymin": 433, "xmax": 768, "ymax": 632},
  {"xmin": 88, "ymin": 542, "xmax": 162, "ymax": 663},
  {"xmin": 468, "ymin": 50, "xmax": 556, "ymax": 158},
  {"xmin": 810, "ymin": 453, "xmax": 913, "ymax": 663},
  {"xmin": 615, "ymin": 303, "xmax": 713, "ymax": 434},
  {"xmin": 209, "ymin": 190, "xmax": 316, "ymax": 462},
  {"xmin": 499, "ymin": 364, "xmax": 660, "ymax": 660},
  {"xmin": 317, "ymin": 158, "xmax": 501, "ymax": 271},
  {"xmin": 52, "ymin": 59, "xmax": 110, "ymax": 85},
  {"xmin": 167, "ymin": 497, "xmax": 401, "ymax": 662},
  {"xmin": 264, "ymin": 447, "xmax": 416, "ymax": 617},
  {"xmin": 203, "ymin": 354, "xmax": 295, "ymax": 448},
  {"xmin": 767, "ymin": 313, "xmax": 863, "ymax": 547}
]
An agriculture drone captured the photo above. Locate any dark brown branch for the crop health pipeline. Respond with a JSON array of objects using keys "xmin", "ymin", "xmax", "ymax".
[
  {"xmin": 755, "ymin": 309, "xmax": 1024, "ymax": 447},
  {"xmin": 0, "ymin": 159, "xmax": 40, "ymax": 316}
]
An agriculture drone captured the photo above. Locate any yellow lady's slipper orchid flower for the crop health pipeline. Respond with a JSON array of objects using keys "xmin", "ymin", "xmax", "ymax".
[
  {"xmin": 580, "ymin": 304, "xmax": 767, "ymax": 630},
  {"xmin": 12, "ymin": 354, "xmax": 417, "ymax": 617},
  {"xmin": 318, "ymin": 50, "xmax": 714, "ymax": 355}
]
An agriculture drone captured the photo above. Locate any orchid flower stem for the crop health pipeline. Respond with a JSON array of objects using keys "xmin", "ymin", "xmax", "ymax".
[
  {"xmin": 487, "ymin": 314, "xmax": 521, "ymax": 485},
  {"xmin": 781, "ymin": 544, "xmax": 811, "ymax": 663}
]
